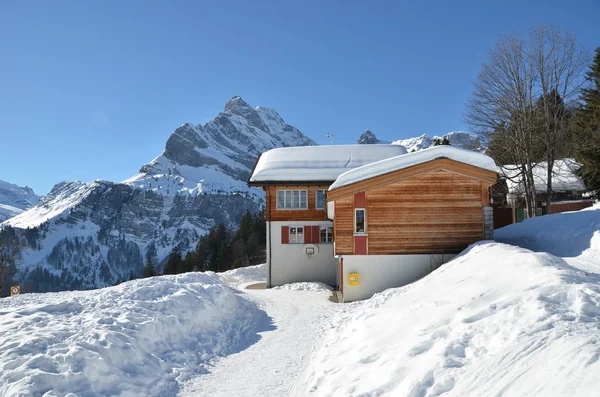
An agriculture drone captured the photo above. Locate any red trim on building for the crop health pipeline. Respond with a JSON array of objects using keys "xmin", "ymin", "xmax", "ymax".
[
  {"xmin": 281, "ymin": 226, "xmax": 289, "ymax": 244},
  {"xmin": 354, "ymin": 191, "xmax": 366, "ymax": 208},
  {"xmin": 355, "ymin": 235, "xmax": 368, "ymax": 255}
]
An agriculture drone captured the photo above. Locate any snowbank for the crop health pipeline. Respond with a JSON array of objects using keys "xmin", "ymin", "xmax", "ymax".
[
  {"xmin": 214, "ymin": 263, "xmax": 267, "ymax": 288},
  {"xmin": 495, "ymin": 206, "xmax": 600, "ymax": 260},
  {"xmin": 0, "ymin": 272, "xmax": 267, "ymax": 397},
  {"xmin": 300, "ymin": 242, "xmax": 600, "ymax": 396},
  {"xmin": 272, "ymin": 282, "xmax": 332, "ymax": 292}
]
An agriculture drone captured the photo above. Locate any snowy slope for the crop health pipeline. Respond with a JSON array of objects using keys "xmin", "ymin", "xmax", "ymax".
[
  {"xmin": 299, "ymin": 242, "xmax": 600, "ymax": 397},
  {"xmin": 0, "ymin": 180, "xmax": 40, "ymax": 221},
  {"xmin": 0, "ymin": 271, "xmax": 268, "ymax": 397},
  {"xmin": 495, "ymin": 204, "xmax": 600, "ymax": 269},
  {"xmin": 1, "ymin": 97, "xmax": 315, "ymax": 291},
  {"xmin": 392, "ymin": 131, "xmax": 484, "ymax": 152}
]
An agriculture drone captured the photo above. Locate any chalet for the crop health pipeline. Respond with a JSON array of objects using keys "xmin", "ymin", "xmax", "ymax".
[
  {"xmin": 248, "ymin": 145, "xmax": 407, "ymax": 288},
  {"xmin": 249, "ymin": 145, "xmax": 498, "ymax": 302},
  {"xmin": 326, "ymin": 147, "xmax": 498, "ymax": 301}
]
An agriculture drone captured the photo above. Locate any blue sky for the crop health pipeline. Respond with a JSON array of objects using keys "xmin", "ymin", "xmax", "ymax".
[{"xmin": 1, "ymin": 0, "xmax": 598, "ymax": 195}]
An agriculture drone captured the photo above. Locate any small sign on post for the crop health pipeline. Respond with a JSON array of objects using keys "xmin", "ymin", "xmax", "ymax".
[{"xmin": 10, "ymin": 286, "xmax": 20, "ymax": 296}]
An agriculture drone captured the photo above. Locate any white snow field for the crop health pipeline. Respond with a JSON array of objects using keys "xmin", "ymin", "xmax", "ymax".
[
  {"xmin": 0, "ymin": 272, "xmax": 270, "ymax": 397},
  {"xmin": 298, "ymin": 242, "xmax": 600, "ymax": 397}
]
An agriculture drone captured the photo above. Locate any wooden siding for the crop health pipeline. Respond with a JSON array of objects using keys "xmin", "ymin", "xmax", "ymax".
[
  {"xmin": 265, "ymin": 185, "xmax": 330, "ymax": 222},
  {"xmin": 367, "ymin": 170, "xmax": 485, "ymax": 254},
  {"xmin": 333, "ymin": 168, "xmax": 495, "ymax": 255},
  {"xmin": 333, "ymin": 195, "xmax": 354, "ymax": 255}
]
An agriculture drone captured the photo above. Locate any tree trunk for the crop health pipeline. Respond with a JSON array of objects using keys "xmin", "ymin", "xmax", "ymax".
[{"xmin": 545, "ymin": 157, "xmax": 554, "ymax": 214}]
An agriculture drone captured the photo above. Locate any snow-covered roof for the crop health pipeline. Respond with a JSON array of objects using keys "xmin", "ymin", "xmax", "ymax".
[
  {"xmin": 329, "ymin": 146, "xmax": 497, "ymax": 191},
  {"xmin": 248, "ymin": 145, "xmax": 408, "ymax": 184},
  {"xmin": 500, "ymin": 158, "xmax": 586, "ymax": 195}
]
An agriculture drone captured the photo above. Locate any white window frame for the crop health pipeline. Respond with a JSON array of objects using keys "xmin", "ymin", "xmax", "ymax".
[
  {"xmin": 289, "ymin": 226, "xmax": 304, "ymax": 244},
  {"xmin": 276, "ymin": 189, "xmax": 308, "ymax": 210},
  {"xmin": 315, "ymin": 189, "xmax": 327, "ymax": 210},
  {"xmin": 354, "ymin": 208, "xmax": 367, "ymax": 235},
  {"xmin": 319, "ymin": 225, "xmax": 333, "ymax": 243}
]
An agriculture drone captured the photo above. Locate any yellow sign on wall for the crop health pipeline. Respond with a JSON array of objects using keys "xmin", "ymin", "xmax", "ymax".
[
  {"xmin": 348, "ymin": 273, "xmax": 360, "ymax": 286},
  {"xmin": 10, "ymin": 286, "xmax": 20, "ymax": 296}
]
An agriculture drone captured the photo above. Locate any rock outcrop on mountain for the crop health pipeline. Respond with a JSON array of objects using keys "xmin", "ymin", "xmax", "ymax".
[
  {"xmin": 0, "ymin": 180, "xmax": 40, "ymax": 221},
  {"xmin": 1, "ymin": 96, "xmax": 315, "ymax": 292},
  {"xmin": 357, "ymin": 129, "xmax": 389, "ymax": 144}
]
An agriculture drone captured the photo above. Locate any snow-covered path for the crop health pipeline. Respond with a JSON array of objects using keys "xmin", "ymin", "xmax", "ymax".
[{"xmin": 179, "ymin": 285, "xmax": 338, "ymax": 397}]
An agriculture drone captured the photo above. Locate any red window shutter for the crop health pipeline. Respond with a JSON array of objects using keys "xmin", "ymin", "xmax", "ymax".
[
  {"xmin": 305, "ymin": 225, "xmax": 317, "ymax": 244},
  {"xmin": 304, "ymin": 225, "xmax": 312, "ymax": 244},
  {"xmin": 281, "ymin": 226, "xmax": 289, "ymax": 244}
]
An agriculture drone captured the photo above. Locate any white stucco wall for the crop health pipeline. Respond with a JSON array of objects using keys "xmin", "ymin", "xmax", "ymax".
[
  {"xmin": 267, "ymin": 221, "xmax": 337, "ymax": 287},
  {"xmin": 341, "ymin": 254, "xmax": 455, "ymax": 302}
]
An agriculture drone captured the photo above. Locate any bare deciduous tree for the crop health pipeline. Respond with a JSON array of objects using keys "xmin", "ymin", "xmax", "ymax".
[
  {"xmin": 530, "ymin": 25, "xmax": 589, "ymax": 213},
  {"xmin": 465, "ymin": 25, "xmax": 589, "ymax": 216}
]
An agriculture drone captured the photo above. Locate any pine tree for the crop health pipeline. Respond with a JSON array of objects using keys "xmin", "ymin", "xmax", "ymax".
[
  {"xmin": 164, "ymin": 246, "xmax": 182, "ymax": 275},
  {"xmin": 142, "ymin": 256, "xmax": 156, "ymax": 278},
  {"xmin": 573, "ymin": 47, "xmax": 600, "ymax": 195}
]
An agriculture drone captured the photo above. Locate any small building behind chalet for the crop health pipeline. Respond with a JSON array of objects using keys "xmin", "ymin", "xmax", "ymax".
[
  {"xmin": 248, "ymin": 144, "xmax": 408, "ymax": 289},
  {"xmin": 327, "ymin": 147, "xmax": 498, "ymax": 301},
  {"xmin": 501, "ymin": 159, "xmax": 588, "ymax": 208}
]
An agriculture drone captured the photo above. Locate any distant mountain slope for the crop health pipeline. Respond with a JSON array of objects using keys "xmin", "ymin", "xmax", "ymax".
[
  {"xmin": 2, "ymin": 96, "xmax": 315, "ymax": 292},
  {"xmin": 0, "ymin": 180, "xmax": 40, "ymax": 221},
  {"xmin": 357, "ymin": 130, "xmax": 483, "ymax": 152},
  {"xmin": 392, "ymin": 131, "xmax": 483, "ymax": 152}
]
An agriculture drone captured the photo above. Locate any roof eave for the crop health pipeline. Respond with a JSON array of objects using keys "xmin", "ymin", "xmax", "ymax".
[{"xmin": 248, "ymin": 180, "xmax": 336, "ymax": 187}]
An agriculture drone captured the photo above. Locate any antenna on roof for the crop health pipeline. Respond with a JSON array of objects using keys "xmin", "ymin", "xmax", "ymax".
[{"xmin": 327, "ymin": 133, "xmax": 335, "ymax": 145}]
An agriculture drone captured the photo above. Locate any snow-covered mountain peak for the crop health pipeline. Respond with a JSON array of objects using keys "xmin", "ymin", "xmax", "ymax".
[
  {"xmin": 224, "ymin": 95, "xmax": 253, "ymax": 113},
  {"xmin": 127, "ymin": 97, "xmax": 315, "ymax": 197}
]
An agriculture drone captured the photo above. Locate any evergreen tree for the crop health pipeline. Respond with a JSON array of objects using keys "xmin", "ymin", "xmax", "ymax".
[
  {"xmin": 574, "ymin": 47, "xmax": 600, "ymax": 195},
  {"xmin": 142, "ymin": 256, "xmax": 156, "ymax": 278},
  {"xmin": 164, "ymin": 246, "xmax": 182, "ymax": 275}
]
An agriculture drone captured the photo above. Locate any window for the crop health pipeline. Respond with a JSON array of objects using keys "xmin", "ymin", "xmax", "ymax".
[
  {"xmin": 289, "ymin": 226, "xmax": 304, "ymax": 244},
  {"xmin": 316, "ymin": 189, "xmax": 327, "ymax": 209},
  {"xmin": 277, "ymin": 190, "xmax": 308, "ymax": 209},
  {"xmin": 355, "ymin": 209, "xmax": 366, "ymax": 234},
  {"xmin": 320, "ymin": 226, "xmax": 333, "ymax": 243}
]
